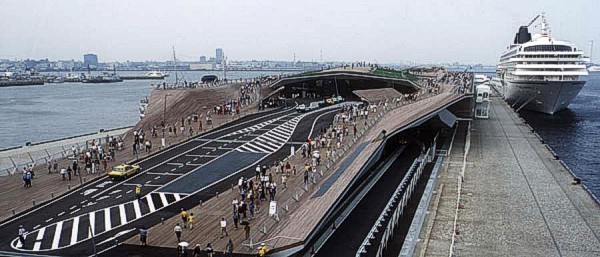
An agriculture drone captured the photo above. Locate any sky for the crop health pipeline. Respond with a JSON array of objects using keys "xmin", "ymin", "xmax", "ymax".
[{"xmin": 1, "ymin": 0, "xmax": 598, "ymax": 65}]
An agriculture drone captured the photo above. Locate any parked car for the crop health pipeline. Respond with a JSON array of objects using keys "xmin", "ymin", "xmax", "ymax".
[{"xmin": 108, "ymin": 164, "xmax": 141, "ymax": 179}]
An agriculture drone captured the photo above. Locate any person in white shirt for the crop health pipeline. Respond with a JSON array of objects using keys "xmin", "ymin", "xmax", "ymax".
[
  {"xmin": 220, "ymin": 217, "xmax": 228, "ymax": 238},
  {"xmin": 174, "ymin": 223, "xmax": 182, "ymax": 242}
]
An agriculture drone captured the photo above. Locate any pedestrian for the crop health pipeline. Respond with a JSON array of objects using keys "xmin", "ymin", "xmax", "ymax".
[
  {"xmin": 17, "ymin": 225, "xmax": 26, "ymax": 246},
  {"xmin": 139, "ymin": 226, "xmax": 148, "ymax": 246},
  {"xmin": 205, "ymin": 243, "xmax": 214, "ymax": 257},
  {"xmin": 174, "ymin": 223, "xmax": 182, "ymax": 242},
  {"xmin": 220, "ymin": 217, "xmax": 228, "ymax": 238},
  {"xmin": 180, "ymin": 209, "xmax": 188, "ymax": 228},
  {"xmin": 233, "ymin": 211, "xmax": 239, "ymax": 229},
  {"xmin": 67, "ymin": 166, "xmax": 72, "ymax": 181},
  {"xmin": 193, "ymin": 244, "xmax": 201, "ymax": 257},
  {"xmin": 244, "ymin": 223, "xmax": 251, "ymax": 239},
  {"xmin": 188, "ymin": 212, "xmax": 194, "ymax": 230},
  {"xmin": 304, "ymin": 169, "xmax": 309, "ymax": 185},
  {"xmin": 132, "ymin": 142, "xmax": 138, "ymax": 155},
  {"xmin": 135, "ymin": 185, "xmax": 142, "ymax": 201},
  {"xmin": 47, "ymin": 161, "xmax": 52, "ymax": 174},
  {"xmin": 53, "ymin": 160, "xmax": 58, "ymax": 173},
  {"xmin": 226, "ymin": 238, "xmax": 234, "ymax": 254}
]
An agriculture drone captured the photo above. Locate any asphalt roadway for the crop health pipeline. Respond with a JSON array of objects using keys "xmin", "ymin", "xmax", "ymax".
[{"xmin": 0, "ymin": 102, "xmax": 342, "ymax": 257}]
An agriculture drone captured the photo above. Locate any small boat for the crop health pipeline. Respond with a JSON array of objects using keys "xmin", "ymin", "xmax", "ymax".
[{"xmin": 146, "ymin": 71, "xmax": 169, "ymax": 78}]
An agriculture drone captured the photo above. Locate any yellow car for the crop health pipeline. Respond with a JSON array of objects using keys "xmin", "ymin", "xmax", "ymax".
[
  {"xmin": 325, "ymin": 98, "xmax": 335, "ymax": 105},
  {"xmin": 108, "ymin": 164, "xmax": 141, "ymax": 179}
]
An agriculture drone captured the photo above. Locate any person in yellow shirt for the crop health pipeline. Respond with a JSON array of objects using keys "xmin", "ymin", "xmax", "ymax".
[
  {"xmin": 135, "ymin": 185, "xmax": 141, "ymax": 201},
  {"xmin": 180, "ymin": 209, "xmax": 188, "ymax": 228},
  {"xmin": 188, "ymin": 212, "xmax": 194, "ymax": 230},
  {"xmin": 258, "ymin": 243, "xmax": 268, "ymax": 257}
]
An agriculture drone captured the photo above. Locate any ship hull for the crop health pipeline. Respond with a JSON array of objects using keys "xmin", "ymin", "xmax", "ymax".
[{"xmin": 503, "ymin": 80, "xmax": 586, "ymax": 114}]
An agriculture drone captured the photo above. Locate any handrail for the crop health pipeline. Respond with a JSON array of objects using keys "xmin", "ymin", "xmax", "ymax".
[{"xmin": 448, "ymin": 121, "xmax": 471, "ymax": 257}]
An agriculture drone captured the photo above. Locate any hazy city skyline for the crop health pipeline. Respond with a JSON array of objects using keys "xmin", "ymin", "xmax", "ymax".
[{"xmin": 1, "ymin": 0, "xmax": 598, "ymax": 65}]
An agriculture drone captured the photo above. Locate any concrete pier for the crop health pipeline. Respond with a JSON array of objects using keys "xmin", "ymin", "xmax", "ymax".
[{"xmin": 416, "ymin": 96, "xmax": 600, "ymax": 256}]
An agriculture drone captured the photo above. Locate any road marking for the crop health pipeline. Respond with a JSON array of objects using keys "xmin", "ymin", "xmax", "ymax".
[
  {"xmin": 71, "ymin": 216, "xmax": 80, "ymax": 245},
  {"xmin": 97, "ymin": 196, "xmax": 109, "ymax": 201},
  {"xmin": 126, "ymin": 190, "xmax": 132, "ymax": 194},
  {"xmin": 147, "ymin": 195, "xmax": 156, "ymax": 212},
  {"xmin": 32, "ymin": 227, "xmax": 45, "ymax": 251},
  {"xmin": 104, "ymin": 208, "xmax": 112, "ymax": 231},
  {"xmin": 159, "ymin": 193, "xmax": 169, "ymax": 207},
  {"xmin": 96, "ymin": 181, "xmax": 113, "ymax": 188},
  {"xmin": 57, "ymin": 211, "xmax": 65, "ymax": 217},
  {"xmin": 133, "ymin": 200, "xmax": 142, "ymax": 219},
  {"xmin": 186, "ymin": 154, "xmax": 218, "ymax": 158},
  {"xmin": 154, "ymin": 176, "xmax": 160, "ymax": 180},
  {"xmin": 115, "ymin": 195, "xmax": 122, "ymax": 199},
  {"xmin": 51, "ymin": 221, "xmax": 63, "ymax": 249},
  {"xmin": 219, "ymin": 147, "xmax": 235, "ymax": 150},
  {"xmin": 69, "ymin": 205, "xmax": 77, "ymax": 210},
  {"xmin": 69, "ymin": 208, "xmax": 81, "ymax": 215},
  {"xmin": 45, "ymin": 218, "xmax": 53, "ymax": 223},
  {"xmin": 119, "ymin": 204, "xmax": 127, "ymax": 225},
  {"xmin": 171, "ymin": 168, "xmax": 176, "ymax": 172},
  {"xmin": 33, "ymin": 224, "xmax": 41, "ymax": 230},
  {"xmin": 201, "ymin": 147, "xmax": 216, "ymax": 150},
  {"xmin": 109, "ymin": 189, "xmax": 122, "ymax": 195},
  {"xmin": 193, "ymin": 158, "xmax": 198, "ymax": 161},
  {"xmin": 83, "ymin": 189, "xmax": 98, "ymax": 196},
  {"xmin": 174, "ymin": 194, "xmax": 181, "ymax": 201},
  {"xmin": 167, "ymin": 163, "xmax": 184, "ymax": 166},
  {"xmin": 187, "ymin": 163, "xmax": 203, "ymax": 166},
  {"xmin": 144, "ymin": 173, "xmax": 181, "ymax": 176},
  {"xmin": 89, "ymin": 212, "xmax": 95, "ymax": 237}
]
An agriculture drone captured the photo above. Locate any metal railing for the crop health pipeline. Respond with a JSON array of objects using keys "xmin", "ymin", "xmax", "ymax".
[
  {"xmin": 356, "ymin": 147, "xmax": 433, "ymax": 257},
  {"xmin": 448, "ymin": 121, "xmax": 471, "ymax": 257},
  {"xmin": 0, "ymin": 127, "xmax": 131, "ymax": 176}
]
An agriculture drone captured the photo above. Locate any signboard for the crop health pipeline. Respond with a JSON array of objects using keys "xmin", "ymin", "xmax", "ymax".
[{"xmin": 269, "ymin": 201, "xmax": 277, "ymax": 216}]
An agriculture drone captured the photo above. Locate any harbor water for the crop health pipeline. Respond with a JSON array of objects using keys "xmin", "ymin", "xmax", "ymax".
[
  {"xmin": 0, "ymin": 70, "xmax": 293, "ymax": 150},
  {"xmin": 520, "ymin": 72, "xmax": 600, "ymax": 198}
]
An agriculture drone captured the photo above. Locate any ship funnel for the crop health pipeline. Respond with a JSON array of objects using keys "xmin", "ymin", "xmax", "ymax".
[{"xmin": 513, "ymin": 26, "xmax": 532, "ymax": 44}]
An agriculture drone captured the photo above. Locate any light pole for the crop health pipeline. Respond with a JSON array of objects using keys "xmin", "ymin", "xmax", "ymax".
[{"xmin": 162, "ymin": 93, "xmax": 172, "ymax": 148}]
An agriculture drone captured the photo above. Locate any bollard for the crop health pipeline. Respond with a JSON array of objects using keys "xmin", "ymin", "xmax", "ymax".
[
  {"xmin": 32, "ymin": 198, "xmax": 36, "ymax": 206},
  {"xmin": 12, "ymin": 209, "xmax": 16, "ymax": 216},
  {"xmin": 332, "ymin": 221, "xmax": 336, "ymax": 230},
  {"xmin": 161, "ymin": 217, "xmax": 164, "ymax": 225},
  {"xmin": 216, "ymin": 191, "xmax": 219, "ymax": 198},
  {"xmin": 68, "ymin": 184, "xmax": 71, "ymax": 190},
  {"xmin": 262, "ymin": 224, "xmax": 267, "ymax": 234},
  {"xmin": 51, "ymin": 192, "xmax": 54, "ymax": 199}
]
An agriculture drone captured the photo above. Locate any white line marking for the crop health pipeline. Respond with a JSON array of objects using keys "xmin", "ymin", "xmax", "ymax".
[
  {"xmin": 33, "ymin": 227, "xmax": 45, "ymax": 251},
  {"xmin": 51, "ymin": 221, "xmax": 63, "ymax": 249},
  {"xmin": 167, "ymin": 163, "xmax": 184, "ymax": 166},
  {"xmin": 174, "ymin": 194, "xmax": 181, "ymax": 201},
  {"xmin": 69, "ymin": 208, "xmax": 80, "ymax": 215},
  {"xmin": 104, "ymin": 208, "xmax": 111, "ymax": 231},
  {"xmin": 187, "ymin": 163, "xmax": 203, "ymax": 166},
  {"xmin": 57, "ymin": 211, "xmax": 65, "ymax": 217},
  {"xmin": 33, "ymin": 224, "xmax": 40, "ymax": 230},
  {"xmin": 109, "ymin": 190, "xmax": 122, "ymax": 195},
  {"xmin": 115, "ymin": 195, "xmax": 122, "ymax": 199},
  {"xmin": 126, "ymin": 190, "xmax": 132, "ymax": 194},
  {"xmin": 69, "ymin": 205, "xmax": 77, "ymax": 210},
  {"xmin": 70, "ymin": 216, "xmax": 80, "ymax": 245},
  {"xmin": 146, "ymin": 195, "xmax": 155, "ymax": 212},
  {"xmin": 159, "ymin": 193, "xmax": 169, "ymax": 207},
  {"xmin": 97, "ymin": 195, "xmax": 110, "ymax": 201},
  {"xmin": 119, "ymin": 204, "xmax": 127, "ymax": 225},
  {"xmin": 45, "ymin": 218, "xmax": 53, "ymax": 223},
  {"xmin": 89, "ymin": 212, "xmax": 95, "ymax": 236},
  {"xmin": 133, "ymin": 200, "xmax": 142, "ymax": 219}
]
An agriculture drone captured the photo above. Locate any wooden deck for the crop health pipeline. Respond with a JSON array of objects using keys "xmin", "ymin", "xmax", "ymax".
[
  {"xmin": 121, "ymin": 92, "xmax": 466, "ymax": 254},
  {"xmin": 353, "ymin": 88, "xmax": 403, "ymax": 103}
]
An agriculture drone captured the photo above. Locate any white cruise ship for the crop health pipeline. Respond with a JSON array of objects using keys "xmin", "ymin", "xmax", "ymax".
[{"xmin": 495, "ymin": 14, "xmax": 588, "ymax": 114}]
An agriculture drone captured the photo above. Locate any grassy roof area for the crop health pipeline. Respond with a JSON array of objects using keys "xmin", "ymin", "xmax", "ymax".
[{"xmin": 369, "ymin": 67, "xmax": 419, "ymax": 82}]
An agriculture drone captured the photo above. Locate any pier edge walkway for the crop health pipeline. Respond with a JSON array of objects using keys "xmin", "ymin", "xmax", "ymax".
[{"xmin": 415, "ymin": 96, "xmax": 600, "ymax": 257}]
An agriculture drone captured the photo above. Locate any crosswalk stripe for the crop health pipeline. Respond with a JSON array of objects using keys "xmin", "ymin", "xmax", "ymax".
[
  {"xmin": 32, "ymin": 227, "xmax": 45, "ymax": 251},
  {"xmin": 242, "ymin": 144, "xmax": 268, "ymax": 153},
  {"xmin": 239, "ymin": 145, "xmax": 259, "ymax": 153},
  {"xmin": 70, "ymin": 216, "xmax": 79, "ymax": 245},
  {"xmin": 104, "ymin": 208, "xmax": 112, "ymax": 231},
  {"xmin": 253, "ymin": 141, "xmax": 278, "ymax": 152},
  {"xmin": 174, "ymin": 194, "xmax": 181, "ymax": 201},
  {"xmin": 133, "ymin": 200, "xmax": 142, "ymax": 219},
  {"xmin": 147, "ymin": 195, "xmax": 156, "ymax": 212},
  {"xmin": 260, "ymin": 135, "xmax": 281, "ymax": 145},
  {"xmin": 51, "ymin": 221, "xmax": 63, "ymax": 249},
  {"xmin": 159, "ymin": 193, "xmax": 169, "ymax": 207},
  {"xmin": 89, "ymin": 212, "xmax": 95, "ymax": 237},
  {"xmin": 264, "ymin": 132, "xmax": 286, "ymax": 142},
  {"xmin": 256, "ymin": 138, "xmax": 280, "ymax": 148},
  {"xmin": 119, "ymin": 204, "xmax": 127, "ymax": 225}
]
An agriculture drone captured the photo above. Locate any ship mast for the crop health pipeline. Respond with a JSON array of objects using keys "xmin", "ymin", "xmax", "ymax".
[
  {"xmin": 540, "ymin": 13, "xmax": 549, "ymax": 37},
  {"xmin": 172, "ymin": 46, "xmax": 178, "ymax": 86}
]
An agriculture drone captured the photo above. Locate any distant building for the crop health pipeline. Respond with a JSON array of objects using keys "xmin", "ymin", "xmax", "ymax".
[
  {"xmin": 190, "ymin": 63, "xmax": 214, "ymax": 70},
  {"xmin": 83, "ymin": 54, "xmax": 98, "ymax": 68},
  {"xmin": 199, "ymin": 56, "xmax": 207, "ymax": 63},
  {"xmin": 209, "ymin": 57, "xmax": 217, "ymax": 64},
  {"xmin": 216, "ymin": 48, "xmax": 223, "ymax": 64}
]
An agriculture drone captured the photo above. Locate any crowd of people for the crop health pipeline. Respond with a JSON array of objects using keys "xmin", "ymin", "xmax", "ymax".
[{"xmin": 441, "ymin": 71, "xmax": 473, "ymax": 94}]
